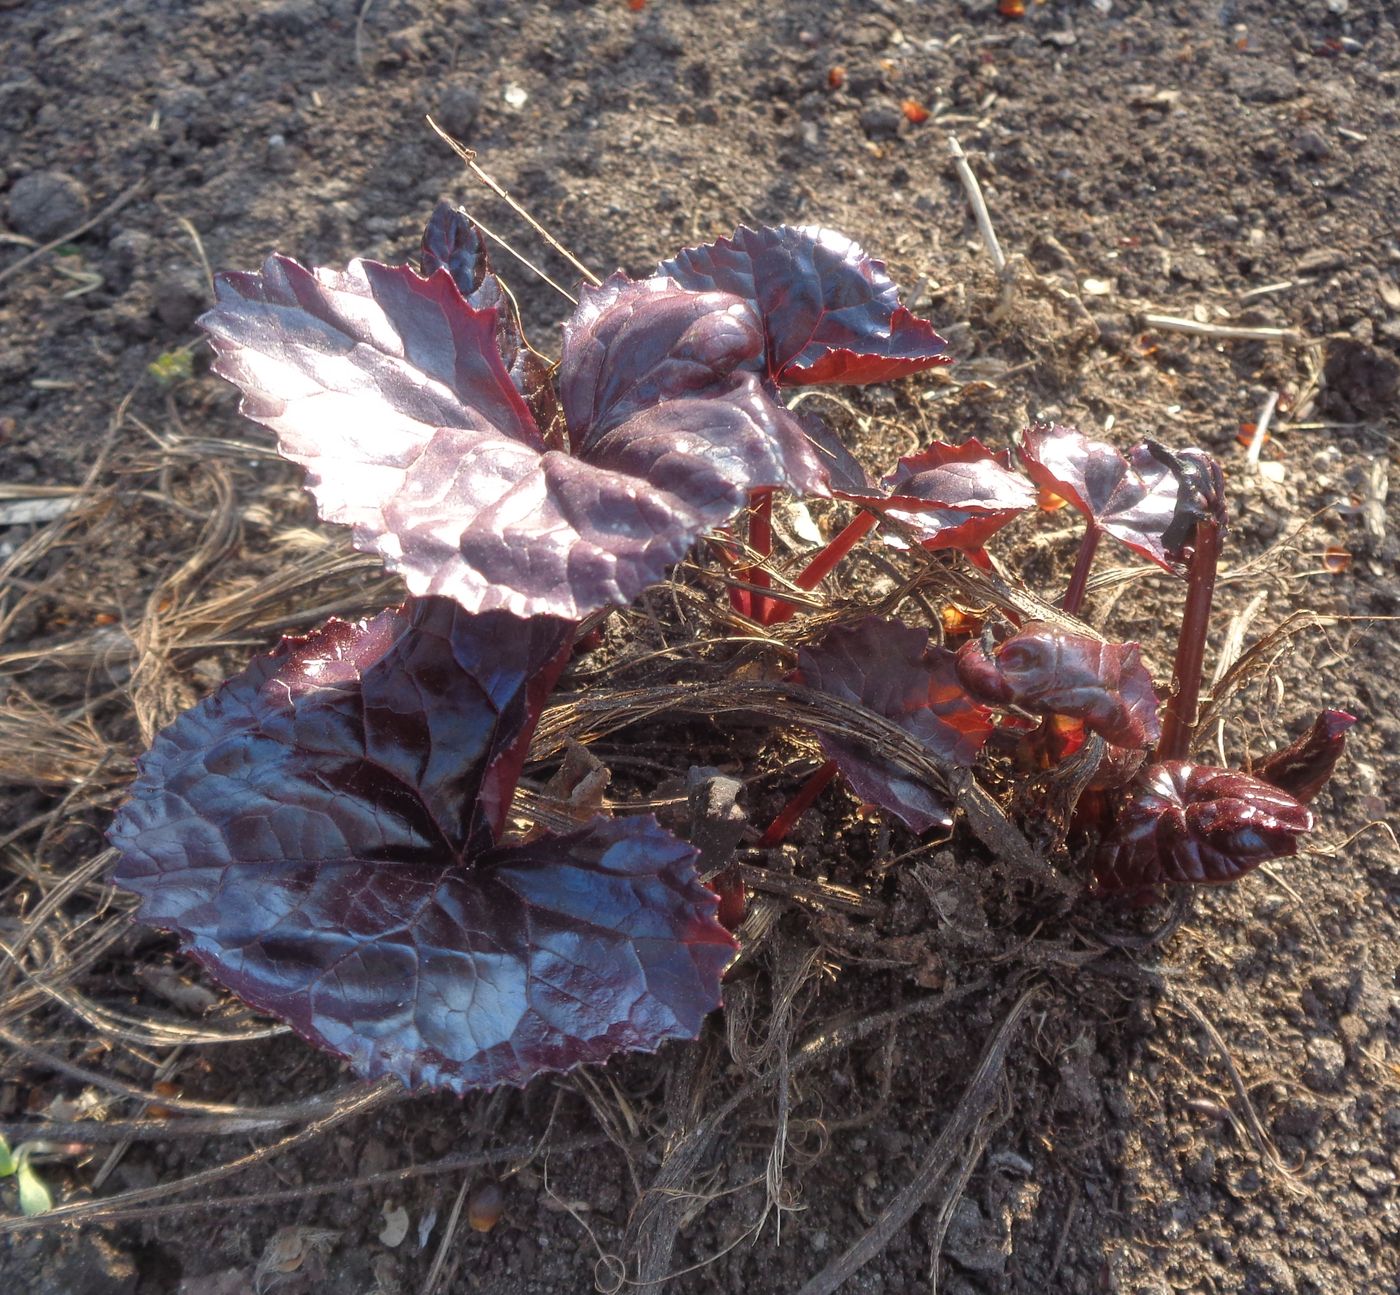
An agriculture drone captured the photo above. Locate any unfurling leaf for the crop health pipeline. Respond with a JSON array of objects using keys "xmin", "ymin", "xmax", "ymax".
[
  {"xmin": 1092, "ymin": 762, "xmax": 1313, "ymax": 893},
  {"xmin": 109, "ymin": 599, "xmax": 735, "ymax": 1093},
  {"xmin": 201, "ymin": 257, "xmax": 824, "ymax": 619},
  {"xmin": 420, "ymin": 202, "xmax": 558, "ymax": 431},
  {"xmin": 658, "ymin": 225, "xmax": 951, "ymax": 386},
  {"xmin": 1018, "ymin": 423, "xmax": 1184, "ymax": 571},
  {"xmin": 795, "ymin": 618, "xmax": 993, "ymax": 831},
  {"xmin": 1256, "ymin": 709, "xmax": 1356, "ymax": 804},
  {"xmin": 955, "ymin": 623, "xmax": 1161, "ymax": 749},
  {"xmin": 1144, "ymin": 441, "xmax": 1229, "ymax": 561}
]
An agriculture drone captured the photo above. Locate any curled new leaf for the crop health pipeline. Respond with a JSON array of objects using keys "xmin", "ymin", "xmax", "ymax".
[
  {"xmin": 794, "ymin": 618, "xmax": 994, "ymax": 831},
  {"xmin": 1018, "ymin": 423, "xmax": 1183, "ymax": 571},
  {"xmin": 201, "ymin": 257, "xmax": 825, "ymax": 619},
  {"xmin": 1092, "ymin": 761, "xmax": 1313, "ymax": 893},
  {"xmin": 1256, "ymin": 709, "xmax": 1356, "ymax": 804},
  {"xmin": 659, "ymin": 225, "xmax": 951, "ymax": 385},
  {"xmin": 420, "ymin": 202, "xmax": 558, "ymax": 432},
  {"xmin": 1144, "ymin": 441, "xmax": 1229, "ymax": 561},
  {"xmin": 955, "ymin": 623, "xmax": 1161, "ymax": 749},
  {"xmin": 108, "ymin": 599, "xmax": 735, "ymax": 1093},
  {"xmin": 877, "ymin": 438, "xmax": 1036, "ymax": 552}
]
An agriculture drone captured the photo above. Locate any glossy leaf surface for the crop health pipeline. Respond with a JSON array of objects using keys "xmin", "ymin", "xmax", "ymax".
[
  {"xmin": 658, "ymin": 225, "xmax": 950, "ymax": 385},
  {"xmin": 1256, "ymin": 709, "xmax": 1356, "ymax": 804},
  {"xmin": 1018, "ymin": 423, "xmax": 1183, "ymax": 571},
  {"xmin": 1092, "ymin": 761, "xmax": 1313, "ymax": 893},
  {"xmin": 109, "ymin": 600, "xmax": 735, "ymax": 1092},
  {"xmin": 877, "ymin": 438, "xmax": 1035, "ymax": 551},
  {"xmin": 955, "ymin": 623, "xmax": 1161, "ymax": 749},
  {"xmin": 795, "ymin": 618, "xmax": 994, "ymax": 831},
  {"xmin": 202, "ymin": 258, "xmax": 824, "ymax": 619}
]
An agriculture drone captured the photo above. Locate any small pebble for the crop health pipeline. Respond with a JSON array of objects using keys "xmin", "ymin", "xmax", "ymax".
[{"xmin": 1303, "ymin": 1037, "xmax": 1347, "ymax": 1091}]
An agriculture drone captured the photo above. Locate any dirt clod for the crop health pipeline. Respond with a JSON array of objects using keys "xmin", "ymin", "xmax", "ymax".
[{"xmin": 6, "ymin": 170, "xmax": 88, "ymax": 241}]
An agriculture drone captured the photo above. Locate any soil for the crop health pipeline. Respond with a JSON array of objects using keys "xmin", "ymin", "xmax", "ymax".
[{"xmin": 2, "ymin": 2, "xmax": 1398, "ymax": 1294}]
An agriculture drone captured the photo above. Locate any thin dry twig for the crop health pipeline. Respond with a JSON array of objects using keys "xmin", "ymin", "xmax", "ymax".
[
  {"xmin": 795, "ymin": 988, "xmax": 1036, "ymax": 1295},
  {"xmin": 1141, "ymin": 314, "xmax": 1304, "ymax": 345},
  {"xmin": 947, "ymin": 136, "xmax": 1007, "ymax": 275},
  {"xmin": 1169, "ymin": 991, "xmax": 1308, "ymax": 1190},
  {"xmin": 425, "ymin": 117, "xmax": 601, "ymax": 289},
  {"xmin": 0, "ymin": 179, "xmax": 147, "ymax": 286},
  {"xmin": 1244, "ymin": 390, "xmax": 1280, "ymax": 472},
  {"xmin": 0, "ymin": 1078, "xmax": 401, "ymax": 1235}
]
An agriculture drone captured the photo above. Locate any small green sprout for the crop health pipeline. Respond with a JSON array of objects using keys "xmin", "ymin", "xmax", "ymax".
[{"xmin": 0, "ymin": 1134, "xmax": 54, "ymax": 1216}]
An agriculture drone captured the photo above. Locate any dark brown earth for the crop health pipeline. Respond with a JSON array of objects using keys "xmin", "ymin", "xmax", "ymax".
[{"xmin": 2, "ymin": 2, "xmax": 1398, "ymax": 1293}]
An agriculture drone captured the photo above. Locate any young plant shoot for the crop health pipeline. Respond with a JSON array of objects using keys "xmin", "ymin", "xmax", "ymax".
[{"xmin": 107, "ymin": 209, "xmax": 1351, "ymax": 1094}]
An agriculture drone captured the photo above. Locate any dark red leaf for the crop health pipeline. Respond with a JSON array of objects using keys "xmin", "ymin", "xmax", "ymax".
[
  {"xmin": 1092, "ymin": 762, "xmax": 1313, "ymax": 893},
  {"xmin": 955, "ymin": 623, "xmax": 1161, "ymax": 749},
  {"xmin": 201, "ymin": 259, "xmax": 824, "ymax": 619},
  {"xmin": 658, "ymin": 225, "xmax": 951, "ymax": 386},
  {"xmin": 420, "ymin": 202, "xmax": 560, "ymax": 436},
  {"xmin": 1018, "ymin": 423, "xmax": 1184, "ymax": 571},
  {"xmin": 875, "ymin": 438, "xmax": 1035, "ymax": 551},
  {"xmin": 1256, "ymin": 709, "xmax": 1356, "ymax": 804},
  {"xmin": 108, "ymin": 599, "xmax": 735, "ymax": 1092},
  {"xmin": 420, "ymin": 201, "xmax": 491, "ymax": 301},
  {"xmin": 794, "ymin": 618, "xmax": 994, "ymax": 831},
  {"xmin": 1143, "ymin": 441, "xmax": 1229, "ymax": 561}
]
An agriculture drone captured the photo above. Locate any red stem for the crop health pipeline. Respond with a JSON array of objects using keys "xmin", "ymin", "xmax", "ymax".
[
  {"xmin": 744, "ymin": 489, "xmax": 775, "ymax": 622},
  {"xmin": 1061, "ymin": 523, "xmax": 1101, "ymax": 617},
  {"xmin": 1158, "ymin": 520, "xmax": 1222, "ymax": 761},
  {"xmin": 758, "ymin": 760, "xmax": 839, "ymax": 847},
  {"xmin": 764, "ymin": 510, "xmax": 878, "ymax": 627}
]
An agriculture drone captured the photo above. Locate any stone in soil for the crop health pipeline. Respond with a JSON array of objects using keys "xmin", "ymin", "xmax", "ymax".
[
  {"xmin": 1302, "ymin": 1037, "xmax": 1347, "ymax": 1091},
  {"xmin": 6, "ymin": 170, "xmax": 89, "ymax": 241}
]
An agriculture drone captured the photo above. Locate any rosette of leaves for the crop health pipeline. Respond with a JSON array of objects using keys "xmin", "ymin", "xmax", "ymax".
[
  {"xmin": 108, "ymin": 599, "xmax": 736, "ymax": 1092},
  {"xmin": 200, "ymin": 211, "xmax": 951, "ymax": 621}
]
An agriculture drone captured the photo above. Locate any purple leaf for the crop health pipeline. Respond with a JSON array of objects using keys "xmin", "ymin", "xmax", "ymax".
[
  {"xmin": 420, "ymin": 201, "xmax": 492, "ymax": 301},
  {"xmin": 108, "ymin": 599, "xmax": 735, "ymax": 1092},
  {"xmin": 1143, "ymin": 442, "xmax": 1229, "ymax": 559},
  {"xmin": 420, "ymin": 203, "xmax": 561, "ymax": 439},
  {"xmin": 1092, "ymin": 762, "xmax": 1313, "ymax": 893},
  {"xmin": 1256, "ymin": 709, "xmax": 1356, "ymax": 804},
  {"xmin": 1018, "ymin": 423, "xmax": 1184, "ymax": 571},
  {"xmin": 955, "ymin": 623, "xmax": 1161, "ymax": 749},
  {"xmin": 659, "ymin": 225, "xmax": 951, "ymax": 386},
  {"xmin": 791, "ymin": 411, "xmax": 875, "ymax": 496},
  {"xmin": 201, "ymin": 259, "xmax": 825, "ymax": 619},
  {"xmin": 795, "ymin": 618, "xmax": 994, "ymax": 831},
  {"xmin": 876, "ymin": 439, "xmax": 1036, "ymax": 552}
]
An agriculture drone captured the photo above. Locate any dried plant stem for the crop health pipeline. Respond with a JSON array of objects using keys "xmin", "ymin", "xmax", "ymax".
[
  {"xmin": 426, "ymin": 116, "xmax": 601, "ymax": 288},
  {"xmin": 947, "ymin": 136, "xmax": 1007, "ymax": 276},
  {"xmin": 1244, "ymin": 391, "xmax": 1280, "ymax": 472},
  {"xmin": 1141, "ymin": 314, "xmax": 1303, "ymax": 345},
  {"xmin": 0, "ymin": 179, "xmax": 146, "ymax": 286},
  {"xmin": 0, "ymin": 1078, "xmax": 400, "ymax": 1235},
  {"xmin": 794, "ymin": 989, "xmax": 1034, "ymax": 1295}
]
